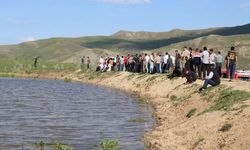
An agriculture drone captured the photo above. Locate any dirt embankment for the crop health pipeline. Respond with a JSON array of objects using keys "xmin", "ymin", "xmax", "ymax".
[{"xmin": 7, "ymin": 71, "xmax": 250, "ymax": 150}]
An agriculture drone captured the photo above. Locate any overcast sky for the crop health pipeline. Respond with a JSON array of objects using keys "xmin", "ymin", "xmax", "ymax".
[{"xmin": 0, "ymin": 0, "xmax": 250, "ymax": 44}]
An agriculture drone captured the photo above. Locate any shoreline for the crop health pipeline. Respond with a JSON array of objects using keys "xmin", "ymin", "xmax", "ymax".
[{"xmin": 1, "ymin": 71, "xmax": 250, "ymax": 150}]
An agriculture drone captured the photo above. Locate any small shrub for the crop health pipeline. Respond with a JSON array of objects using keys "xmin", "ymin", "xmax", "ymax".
[
  {"xmin": 101, "ymin": 140, "xmax": 120, "ymax": 150},
  {"xmin": 170, "ymin": 95, "xmax": 178, "ymax": 101},
  {"xmin": 54, "ymin": 143, "xmax": 72, "ymax": 150},
  {"xmin": 23, "ymin": 141, "xmax": 72, "ymax": 150},
  {"xmin": 218, "ymin": 123, "xmax": 232, "ymax": 132},
  {"xmin": 137, "ymin": 96, "xmax": 146, "ymax": 104},
  {"xmin": 186, "ymin": 108, "xmax": 197, "ymax": 118}
]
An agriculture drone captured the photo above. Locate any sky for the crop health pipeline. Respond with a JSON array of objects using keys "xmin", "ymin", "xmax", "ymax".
[{"xmin": 0, "ymin": 0, "xmax": 250, "ymax": 45}]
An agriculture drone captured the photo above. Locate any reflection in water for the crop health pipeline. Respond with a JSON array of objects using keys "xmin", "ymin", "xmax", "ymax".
[{"xmin": 0, "ymin": 78, "xmax": 153, "ymax": 150}]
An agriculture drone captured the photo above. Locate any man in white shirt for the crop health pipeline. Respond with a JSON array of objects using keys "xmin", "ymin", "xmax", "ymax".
[
  {"xmin": 99, "ymin": 56, "xmax": 104, "ymax": 65},
  {"xmin": 120, "ymin": 56, "xmax": 124, "ymax": 71},
  {"xmin": 209, "ymin": 49, "xmax": 216, "ymax": 65},
  {"xmin": 149, "ymin": 53, "xmax": 155, "ymax": 73},
  {"xmin": 145, "ymin": 53, "xmax": 150, "ymax": 73},
  {"xmin": 199, "ymin": 65, "xmax": 220, "ymax": 92},
  {"xmin": 201, "ymin": 47, "xmax": 210, "ymax": 79}
]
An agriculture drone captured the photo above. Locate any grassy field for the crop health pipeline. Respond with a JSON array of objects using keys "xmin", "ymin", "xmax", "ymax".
[
  {"xmin": 0, "ymin": 24, "xmax": 250, "ymax": 70},
  {"xmin": 0, "ymin": 58, "xmax": 77, "ymax": 73}
]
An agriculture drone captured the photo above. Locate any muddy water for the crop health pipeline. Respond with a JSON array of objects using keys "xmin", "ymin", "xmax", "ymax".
[{"xmin": 0, "ymin": 78, "xmax": 153, "ymax": 150}]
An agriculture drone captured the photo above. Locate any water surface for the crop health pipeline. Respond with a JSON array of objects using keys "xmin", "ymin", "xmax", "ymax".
[{"xmin": 0, "ymin": 78, "xmax": 153, "ymax": 150}]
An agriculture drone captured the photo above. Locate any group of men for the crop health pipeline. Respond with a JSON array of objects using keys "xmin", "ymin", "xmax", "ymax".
[{"xmin": 95, "ymin": 46, "xmax": 237, "ymax": 91}]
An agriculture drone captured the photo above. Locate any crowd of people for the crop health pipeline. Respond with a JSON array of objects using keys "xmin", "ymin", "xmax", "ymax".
[{"xmin": 93, "ymin": 46, "xmax": 237, "ymax": 90}]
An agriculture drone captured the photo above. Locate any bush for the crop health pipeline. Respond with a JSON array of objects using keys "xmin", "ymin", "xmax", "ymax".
[{"xmin": 101, "ymin": 140, "xmax": 120, "ymax": 150}]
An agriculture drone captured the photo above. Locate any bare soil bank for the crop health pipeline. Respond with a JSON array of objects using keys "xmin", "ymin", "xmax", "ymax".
[{"xmin": 4, "ymin": 71, "xmax": 250, "ymax": 150}]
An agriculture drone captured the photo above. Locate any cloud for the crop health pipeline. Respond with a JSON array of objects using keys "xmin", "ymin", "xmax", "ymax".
[
  {"xmin": 5, "ymin": 18, "xmax": 21, "ymax": 24},
  {"xmin": 22, "ymin": 37, "xmax": 36, "ymax": 42},
  {"xmin": 92, "ymin": 0, "xmax": 151, "ymax": 4},
  {"xmin": 239, "ymin": 3, "xmax": 250, "ymax": 8},
  {"xmin": 5, "ymin": 18, "xmax": 29, "ymax": 25}
]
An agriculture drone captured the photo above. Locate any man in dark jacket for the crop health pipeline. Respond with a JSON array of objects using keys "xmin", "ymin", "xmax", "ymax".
[
  {"xmin": 185, "ymin": 70, "xmax": 197, "ymax": 84},
  {"xmin": 199, "ymin": 65, "xmax": 220, "ymax": 91}
]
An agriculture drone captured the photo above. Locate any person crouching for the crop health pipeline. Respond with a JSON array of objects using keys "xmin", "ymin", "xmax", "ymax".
[
  {"xmin": 185, "ymin": 70, "xmax": 197, "ymax": 84},
  {"xmin": 199, "ymin": 65, "xmax": 220, "ymax": 92}
]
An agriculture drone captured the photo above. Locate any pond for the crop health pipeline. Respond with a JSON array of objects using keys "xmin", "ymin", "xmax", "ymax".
[{"xmin": 0, "ymin": 78, "xmax": 153, "ymax": 150}]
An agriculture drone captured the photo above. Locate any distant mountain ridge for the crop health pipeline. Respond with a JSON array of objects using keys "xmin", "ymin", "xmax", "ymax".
[
  {"xmin": 0, "ymin": 23, "xmax": 250, "ymax": 69},
  {"xmin": 112, "ymin": 23, "xmax": 250, "ymax": 41}
]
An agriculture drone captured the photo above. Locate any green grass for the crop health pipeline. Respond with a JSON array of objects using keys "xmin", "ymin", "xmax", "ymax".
[
  {"xmin": 84, "ymin": 70, "xmax": 117, "ymax": 80},
  {"xmin": 186, "ymin": 108, "xmax": 197, "ymax": 118},
  {"xmin": 170, "ymin": 95, "xmax": 178, "ymax": 101},
  {"xmin": 137, "ymin": 96, "xmax": 146, "ymax": 104},
  {"xmin": 101, "ymin": 140, "xmax": 120, "ymax": 150},
  {"xmin": 64, "ymin": 77, "xmax": 72, "ymax": 82},
  {"xmin": 202, "ymin": 87, "xmax": 250, "ymax": 113},
  {"xmin": 218, "ymin": 123, "xmax": 232, "ymax": 132},
  {"xmin": 170, "ymin": 94, "xmax": 192, "ymax": 106},
  {"xmin": 146, "ymin": 75, "xmax": 158, "ymax": 82},
  {"xmin": 127, "ymin": 73, "xmax": 136, "ymax": 79},
  {"xmin": 53, "ymin": 143, "xmax": 72, "ymax": 150},
  {"xmin": 0, "ymin": 73, "xmax": 15, "ymax": 78},
  {"xmin": 0, "ymin": 58, "xmax": 78, "ymax": 73},
  {"xmin": 21, "ymin": 141, "xmax": 72, "ymax": 150},
  {"xmin": 136, "ymin": 73, "xmax": 148, "ymax": 79},
  {"xmin": 128, "ymin": 118, "xmax": 146, "ymax": 123}
]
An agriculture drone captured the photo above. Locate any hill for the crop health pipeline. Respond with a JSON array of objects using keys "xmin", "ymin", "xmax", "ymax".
[
  {"xmin": 112, "ymin": 23, "xmax": 250, "ymax": 41},
  {"xmin": 155, "ymin": 34, "xmax": 250, "ymax": 69},
  {"xmin": 0, "ymin": 23, "xmax": 250, "ymax": 71}
]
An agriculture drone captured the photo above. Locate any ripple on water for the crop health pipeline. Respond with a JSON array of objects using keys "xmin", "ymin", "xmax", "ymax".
[{"xmin": 0, "ymin": 78, "xmax": 153, "ymax": 150}]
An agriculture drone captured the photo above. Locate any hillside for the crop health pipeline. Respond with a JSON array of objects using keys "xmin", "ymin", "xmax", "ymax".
[
  {"xmin": 112, "ymin": 28, "xmax": 221, "ymax": 40},
  {"xmin": 155, "ymin": 34, "xmax": 250, "ymax": 69},
  {"xmin": 0, "ymin": 23, "xmax": 250, "ymax": 70}
]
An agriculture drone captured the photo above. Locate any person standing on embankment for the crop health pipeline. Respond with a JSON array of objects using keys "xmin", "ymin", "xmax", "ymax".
[{"xmin": 227, "ymin": 46, "xmax": 237, "ymax": 82}]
